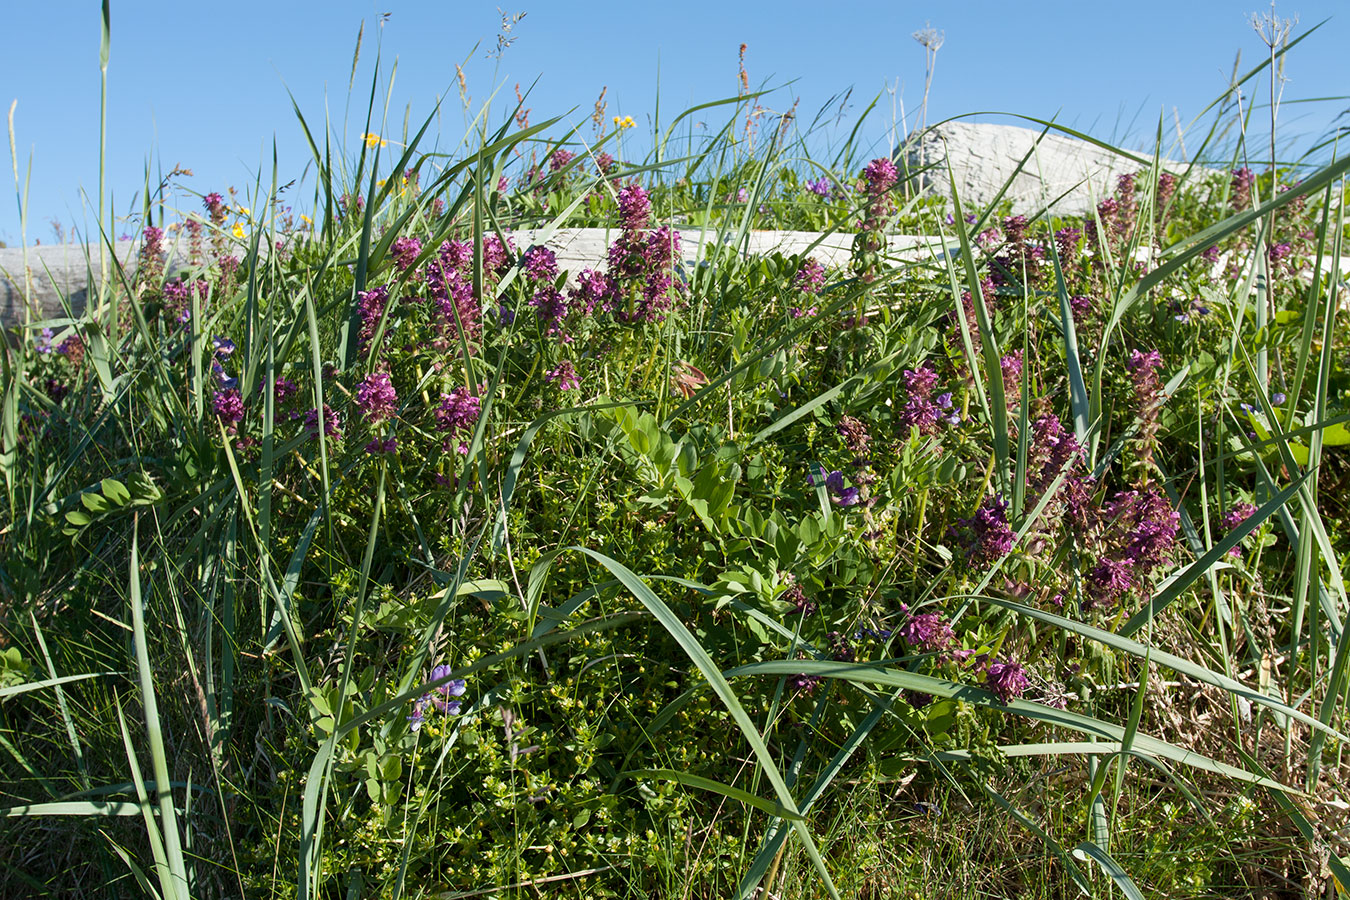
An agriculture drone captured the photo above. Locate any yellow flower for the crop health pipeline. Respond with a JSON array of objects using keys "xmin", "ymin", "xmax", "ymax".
[
  {"xmin": 362, "ymin": 132, "xmax": 388, "ymax": 149},
  {"xmin": 613, "ymin": 115, "xmax": 636, "ymax": 130},
  {"xmin": 236, "ymin": 205, "xmax": 251, "ymax": 216},
  {"xmin": 300, "ymin": 214, "xmax": 313, "ymax": 228},
  {"xmin": 231, "ymin": 223, "xmax": 246, "ymax": 238}
]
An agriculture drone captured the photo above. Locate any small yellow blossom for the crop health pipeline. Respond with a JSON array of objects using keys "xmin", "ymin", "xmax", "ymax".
[
  {"xmin": 300, "ymin": 214, "xmax": 313, "ymax": 228},
  {"xmin": 362, "ymin": 132, "xmax": 388, "ymax": 149},
  {"xmin": 236, "ymin": 205, "xmax": 251, "ymax": 216},
  {"xmin": 613, "ymin": 115, "xmax": 636, "ymax": 130},
  {"xmin": 231, "ymin": 223, "xmax": 246, "ymax": 238}
]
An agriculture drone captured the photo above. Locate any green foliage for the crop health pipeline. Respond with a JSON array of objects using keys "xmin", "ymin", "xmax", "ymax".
[{"xmin": 3, "ymin": 14, "xmax": 1350, "ymax": 900}]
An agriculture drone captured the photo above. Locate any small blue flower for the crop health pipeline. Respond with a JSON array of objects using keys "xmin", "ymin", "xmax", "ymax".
[
  {"xmin": 212, "ymin": 360, "xmax": 239, "ymax": 391},
  {"xmin": 212, "ymin": 336, "xmax": 236, "ymax": 357},
  {"xmin": 833, "ymin": 487, "xmax": 860, "ymax": 507},
  {"xmin": 1271, "ymin": 392, "xmax": 1287, "ymax": 405}
]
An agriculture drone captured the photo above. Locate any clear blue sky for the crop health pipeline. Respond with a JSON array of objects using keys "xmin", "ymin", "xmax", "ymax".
[{"xmin": 1, "ymin": 0, "xmax": 1344, "ymax": 246}]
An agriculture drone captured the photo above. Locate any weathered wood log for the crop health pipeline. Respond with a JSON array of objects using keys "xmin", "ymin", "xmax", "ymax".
[{"xmin": 0, "ymin": 229, "xmax": 958, "ymax": 333}]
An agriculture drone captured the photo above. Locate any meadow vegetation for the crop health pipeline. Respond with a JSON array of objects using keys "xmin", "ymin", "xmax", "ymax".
[{"xmin": 2, "ymin": 11, "xmax": 1350, "ymax": 899}]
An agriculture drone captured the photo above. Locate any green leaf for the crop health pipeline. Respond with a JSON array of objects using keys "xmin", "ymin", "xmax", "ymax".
[
  {"xmin": 623, "ymin": 769, "xmax": 805, "ymax": 821},
  {"xmin": 101, "ymin": 478, "xmax": 131, "ymax": 505}
]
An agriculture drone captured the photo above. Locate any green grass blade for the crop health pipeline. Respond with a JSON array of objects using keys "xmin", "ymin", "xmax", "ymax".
[
  {"xmin": 573, "ymin": 547, "xmax": 841, "ymax": 900},
  {"xmin": 1072, "ymin": 841, "xmax": 1146, "ymax": 900}
]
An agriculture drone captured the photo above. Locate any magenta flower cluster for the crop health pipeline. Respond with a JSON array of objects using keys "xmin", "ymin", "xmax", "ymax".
[
  {"xmin": 1082, "ymin": 488, "xmax": 1178, "ymax": 608},
  {"xmin": 983, "ymin": 659, "xmax": 1029, "ymax": 703},
  {"xmin": 955, "ymin": 496, "xmax": 1016, "ymax": 568},
  {"xmin": 212, "ymin": 389, "xmax": 245, "ymax": 426},
  {"xmin": 546, "ymin": 360, "xmax": 580, "ymax": 391},
  {"xmin": 898, "ymin": 610, "xmax": 955, "ymax": 653},
  {"xmin": 304, "ymin": 404, "xmax": 343, "ymax": 442},
  {"xmin": 355, "ymin": 372, "xmax": 398, "ymax": 424},
  {"xmin": 898, "ymin": 365, "xmax": 956, "ymax": 434},
  {"xmin": 435, "ymin": 387, "xmax": 481, "ymax": 454}
]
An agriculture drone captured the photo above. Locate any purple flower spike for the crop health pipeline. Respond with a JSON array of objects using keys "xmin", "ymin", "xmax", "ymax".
[
  {"xmin": 898, "ymin": 611, "xmax": 955, "ymax": 653},
  {"xmin": 355, "ymin": 372, "xmax": 399, "ymax": 424},
  {"xmin": 212, "ymin": 389, "xmax": 245, "ymax": 425},
  {"xmin": 984, "ymin": 659, "xmax": 1029, "ymax": 703}
]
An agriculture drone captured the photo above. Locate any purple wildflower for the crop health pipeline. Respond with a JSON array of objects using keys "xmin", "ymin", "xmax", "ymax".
[
  {"xmin": 1222, "ymin": 502, "xmax": 1258, "ymax": 532},
  {"xmin": 1054, "ymin": 227, "xmax": 1081, "ymax": 269},
  {"xmin": 795, "ymin": 257, "xmax": 826, "ymax": 294},
  {"xmin": 356, "ymin": 286, "xmax": 390, "ymax": 352},
  {"xmin": 956, "ymin": 496, "xmax": 1016, "ymax": 568},
  {"xmin": 1001, "ymin": 351, "xmax": 1023, "ymax": 398},
  {"xmin": 481, "ymin": 233, "xmax": 515, "ymax": 273},
  {"xmin": 546, "ymin": 360, "xmax": 580, "ymax": 391},
  {"xmin": 1085, "ymin": 557, "xmax": 1135, "ymax": 609},
  {"xmin": 861, "ymin": 157, "xmax": 898, "ymax": 195},
  {"xmin": 568, "ymin": 268, "xmax": 614, "ymax": 318},
  {"xmin": 789, "ymin": 673, "xmax": 822, "ymax": 693},
  {"xmin": 1222, "ymin": 501, "xmax": 1259, "ymax": 558},
  {"xmin": 57, "ymin": 335, "xmax": 85, "ymax": 367},
  {"xmin": 203, "ymin": 192, "xmax": 228, "ymax": 226},
  {"xmin": 391, "ymin": 236, "xmax": 423, "ymax": 272},
  {"xmin": 523, "ymin": 245, "xmax": 559, "ymax": 282},
  {"xmin": 428, "ymin": 664, "xmax": 467, "ymax": 715},
  {"xmin": 984, "ymin": 659, "xmax": 1029, "ymax": 703},
  {"xmin": 549, "ymin": 149, "xmax": 574, "ymax": 172},
  {"xmin": 355, "ymin": 372, "xmax": 398, "ymax": 424},
  {"xmin": 34, "ymin": 328, "xmax": 53, "ymax": 354},
  {"xmin": 1231, "ymin": 167, "xmax": 1255, "ymax": 212},
  {"xmin": 805, "ymin": 176, "xmax": 834, "ymax": 199},
  {"xmin": 821, "ymin": 470, "xmax": 860, "ymax": 507},
  {"xmin": 617, "ymin": 184, "xmax": 652, "ymax": 232},
  {"xmin": 898, "ymin": 365, "xmax": 944, "ymax": 435},
  {"xmin": 212, "ymin": 389, "xmax": 245, "ymax": 425},
  {"xmin": 304, "ymin": 404, "xmax": 342, "ymax": 442},
  {"xmin": 435, "ymin": 387, "xmax": 481, "ymax": 454},
  {"xmin": 898, "ymin": 612, "xmax": 955, "ymax": 653},
  {"xmin": 783, "ymin": 583, "xmax": 816, "ymax": 616},
  {"xmin": 273, "ymin": 377, "xmax": 299, "ymax": 407}
]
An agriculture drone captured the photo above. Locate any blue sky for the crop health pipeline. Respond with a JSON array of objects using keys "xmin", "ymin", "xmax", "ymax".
[{"xmin": 1, "ymin": 0, "xmax": 1344, "ymax": 245}]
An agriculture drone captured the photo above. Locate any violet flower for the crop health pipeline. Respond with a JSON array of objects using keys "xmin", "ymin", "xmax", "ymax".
[
  {"xmin": 355, "ymin": 372, "xmax": 398, "ymax": 424},
  {"xmin": 984, "ymin": 659, "xmax": 1029, "ymax": 703}
]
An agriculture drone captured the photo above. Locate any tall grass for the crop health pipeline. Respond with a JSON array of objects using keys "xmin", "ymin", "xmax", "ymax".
[{"xmin": 2, "ymin": 9, "xmax": 1350, "ymax": 900}]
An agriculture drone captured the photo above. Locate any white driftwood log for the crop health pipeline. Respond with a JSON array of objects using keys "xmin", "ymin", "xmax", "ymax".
[{"xmin": 0, "ymin": 229, "xmax": 958, "ymax": 332}]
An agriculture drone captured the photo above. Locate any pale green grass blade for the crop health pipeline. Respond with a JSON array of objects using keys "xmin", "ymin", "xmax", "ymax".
[
  {"xmin": 573, "ymin": 547, "xmax": 841, "ymax": 900},
  {"xmin": 128, "ymin": 517, "xmax": 190, "ymax": 900},
  {"xmin": 976, "ymin": 596, "xmax": 1346, "ymax": 742},
  {"xmin": 731, "ymin": 660, "xmax": 1299, "ymax": 792},
  {"xmin": 942, "ymin": 175, "xmax": 1002, "ymax": 493},
  {"xmin": 0, "ymin": 800, "xmax": 141, "ymax": 816},
  {"xmin": 0, "ymin": 671, "xmax": 106, "ymax": 700},
  {"xmin": 1072, "ymin": 841, "xmax": 1146, "ymax": 900},
  {"xmin": 622, "ymin": 769, "xmax": 805, "ymax": 821}
]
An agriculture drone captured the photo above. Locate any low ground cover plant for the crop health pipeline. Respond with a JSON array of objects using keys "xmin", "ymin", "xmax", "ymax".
[{"xmin": 2, "ymin": 15, "xmax": 1350, "ymax": 900}]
